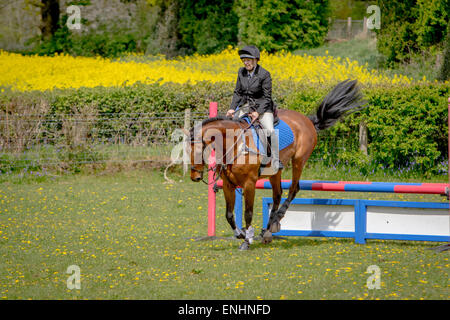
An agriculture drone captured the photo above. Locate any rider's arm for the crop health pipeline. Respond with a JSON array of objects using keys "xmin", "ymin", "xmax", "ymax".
[
  {"xmin": 255, "ymin": 71, "xmax": 272, "ymax": 115},
  {"xmin": 230, "ymin": 70, "xmax": 243, "ymax": 111}
]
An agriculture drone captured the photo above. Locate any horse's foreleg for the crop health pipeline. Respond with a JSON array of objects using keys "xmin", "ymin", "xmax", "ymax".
[
  {"xmin": 269, "ymin": 161, "xmax": 304, "ymax": 233},
  {"xmin": 223, "ymin": 183, "xmax": 245, "ymax": 239},
  {"xmin": 262, "ymin": 172, "xmax": 282, "ymax": 244},
  {"xmin": 239, "ymin": 182, "xmax": 256, "ymax": 250}
]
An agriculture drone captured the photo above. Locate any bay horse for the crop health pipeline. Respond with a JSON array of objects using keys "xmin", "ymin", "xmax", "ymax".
[{"xmin": 188, "ymin": 79, "xmax": 366, "ymax": 250}]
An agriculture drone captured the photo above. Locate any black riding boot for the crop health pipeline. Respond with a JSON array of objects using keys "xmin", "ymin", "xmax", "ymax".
[{"xmin": 267, "ymin": 136, "xmax": 284, "ymax": 170}]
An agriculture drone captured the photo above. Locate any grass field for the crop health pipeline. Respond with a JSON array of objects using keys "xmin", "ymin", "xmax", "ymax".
[
  {"xmin": 294, "ymin": 38, "xmax": 440, "ymax": 82},
  {"xmin": 0, "ymin": 168, "xmax": 448, "ymax": 300}
]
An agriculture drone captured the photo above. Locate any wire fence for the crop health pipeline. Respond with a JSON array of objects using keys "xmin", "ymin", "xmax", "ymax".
[
  {"xmin": 0, "ymin": 110, "xmax": 355, "ymax": 174},
  {"xmin": 0, "ymin": 111, "xmax": 209, "ymax": 172},
  {"xmin": 327, "ymin": 18, "xmax": 376, "ymax": 41}
]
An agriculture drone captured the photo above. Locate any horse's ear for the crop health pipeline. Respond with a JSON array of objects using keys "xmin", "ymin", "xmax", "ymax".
[{"xmin": 182, "ymin": 128, "xmax": 190, "ymax": 136}]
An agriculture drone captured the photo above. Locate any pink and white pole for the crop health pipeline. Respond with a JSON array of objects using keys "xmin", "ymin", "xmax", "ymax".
[{"xmin": 207, "ymin": 102, "xmax": 218, "ymax": 236}]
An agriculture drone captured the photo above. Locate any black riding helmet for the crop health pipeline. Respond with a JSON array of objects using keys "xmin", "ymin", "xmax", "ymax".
[{"xmin": 238, "ymin": 45, "xmax": 260, "ymax": 60}]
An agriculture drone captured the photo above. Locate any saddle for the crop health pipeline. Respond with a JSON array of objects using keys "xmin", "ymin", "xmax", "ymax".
[
  {"xmin": 239, "ymin": 114, "xmax": 294, "ymax": 156},
  {"xmin": 236, "ymin": 111, "xmax": 293, "ymax": 176}
]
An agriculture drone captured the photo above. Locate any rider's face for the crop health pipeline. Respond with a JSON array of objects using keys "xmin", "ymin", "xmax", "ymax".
[{"xmin": 241, "ymin": 58, "xmax": 257, "ymax": 72}]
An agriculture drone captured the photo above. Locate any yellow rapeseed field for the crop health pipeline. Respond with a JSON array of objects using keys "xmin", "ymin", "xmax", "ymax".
[{"xmin": 0, "ymin": 48, "xmax": 414, "ymax": 92}]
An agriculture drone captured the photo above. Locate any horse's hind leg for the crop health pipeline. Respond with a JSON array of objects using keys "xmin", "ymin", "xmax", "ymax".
[
  {"xmin": 223, "ymin": 181, "xmax": 245, "ymax": 239},
  {"xmin": 269, "ymin": 158, "xmax": 305, "ymax": 233},
  {"xmin": 261, "ymin": 171, "xmax": 282, "ymax": 244}
]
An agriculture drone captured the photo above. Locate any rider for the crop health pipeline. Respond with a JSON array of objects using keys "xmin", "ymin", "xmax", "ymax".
[{"xmin": 226, "ymin": 45, "xmax": 283, "ymax": 171}]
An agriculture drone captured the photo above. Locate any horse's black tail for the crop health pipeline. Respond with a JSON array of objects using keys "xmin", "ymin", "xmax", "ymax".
[{"xmin": 308, "ymin": 79, "xmax": 367, "ymax": 132}]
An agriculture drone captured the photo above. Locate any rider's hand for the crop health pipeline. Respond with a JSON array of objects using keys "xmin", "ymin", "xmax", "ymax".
[
  {"xmin": 226, "ymin": 109, "xmax": 235, "ymax": 118},
  {"xmin": 250, "ymin": 111, "xmax": 259, "ymax": 121}
]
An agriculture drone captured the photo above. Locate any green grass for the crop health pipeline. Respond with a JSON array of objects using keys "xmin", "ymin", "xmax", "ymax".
[
  {"xmin": 295, "ymin": 38, "xmax": 383, "ymax": 71},
  {"xmin": 294, "ymin": 38, "xmax": 442, "ymax": 81},
  {"xmin": 0, "ymin": 169, "xmax": 448, "ymax": 300}
]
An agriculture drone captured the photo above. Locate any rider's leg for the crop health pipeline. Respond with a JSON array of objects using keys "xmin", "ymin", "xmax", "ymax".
[{"xmin": 259, "ymin": 112, "xmax": 283, "ymax": 170}]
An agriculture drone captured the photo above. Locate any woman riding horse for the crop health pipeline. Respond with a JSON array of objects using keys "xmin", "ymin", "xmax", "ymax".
[{"xmin": 189, "ymin": 48, "xmax": 366, "ymax": 250}]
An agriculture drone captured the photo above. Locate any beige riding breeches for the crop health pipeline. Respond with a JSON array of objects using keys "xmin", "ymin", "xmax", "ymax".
[{"xmin": 235, "ymin": 104, "xmax": 274, "ymax": 134}]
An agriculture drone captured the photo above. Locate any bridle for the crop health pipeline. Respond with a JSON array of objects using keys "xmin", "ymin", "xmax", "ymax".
[
  {"xmin": 189, "ymin": 138, "xmax": 223, "ymax": 185},
  {"xmin": 189, "ymin": 114, "xmax": 257, "ymax": 185}
]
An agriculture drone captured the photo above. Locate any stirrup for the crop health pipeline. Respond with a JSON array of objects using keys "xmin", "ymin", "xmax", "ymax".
[
  {"xmin": 272, "ymin": 158, "xmax": 284, "ymax": 170},
  {"xmin": 277, "ymin": 160, "xmax": 284, "ymax": 170}
]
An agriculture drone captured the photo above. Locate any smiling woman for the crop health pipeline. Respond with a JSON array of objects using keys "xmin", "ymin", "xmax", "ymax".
[{"xmin": 226, "ymin": 45, "xmax": 283, "ymax": 172}]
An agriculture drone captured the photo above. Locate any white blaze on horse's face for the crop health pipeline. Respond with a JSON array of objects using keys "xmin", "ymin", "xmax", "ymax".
[
  {"xmin": 190, "ymin": 140, "xmax": 204, "ymax": 182},
  {"xmin": 189, "ymin": 124, "xmax": 204, "ymax": 182},
  {"xmin": 189, "ymin": 126, "xmax": 224, "ymax": 182}
]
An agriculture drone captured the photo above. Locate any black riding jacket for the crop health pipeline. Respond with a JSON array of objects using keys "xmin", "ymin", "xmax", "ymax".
[{"xmin": 230, "ymin": 64, "xmax": 275, "ymax": 115}]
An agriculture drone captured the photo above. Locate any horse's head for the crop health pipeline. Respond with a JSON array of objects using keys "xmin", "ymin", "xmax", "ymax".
[
  {"xmin": 188, "ymin": 128, "xmax": 206, "ymax": 182},
  {"xmin": 185, "ymin": 118, "xmax": 227, "ymax": 182}
]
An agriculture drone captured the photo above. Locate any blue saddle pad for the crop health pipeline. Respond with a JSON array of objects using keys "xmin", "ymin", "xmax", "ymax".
[{"xmin": 242, "ymin": 117, "xmax": 294, "ymax": 155}]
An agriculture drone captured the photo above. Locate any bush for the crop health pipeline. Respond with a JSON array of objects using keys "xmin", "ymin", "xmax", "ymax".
[
  {"xmin": 363, "ymin": 84, "xmax": 449, "ymax": 175},
  {"xmin": 376, "ymin": 0, "xmax": 449, "ymax": 66},
  {"xmin": 31, "ymin": 16, "xmax": 138, "ymax": 58},
  {"xmin": 285, "ymin": 82, "xmax": 450, "ymax": 176}
]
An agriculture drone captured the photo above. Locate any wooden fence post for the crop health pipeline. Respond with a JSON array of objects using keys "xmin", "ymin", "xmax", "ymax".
[
  {"xmin": 363, "ymin": 17, "xmax": 368, "ymax": 38},
  {"xmin": 347, "ymin": 17, "xmax": 352, "ymax": 39},
  {"xmin": 359, "ymin": 121, "xmax": 368, "ymax": 156},
  {"xmin": 183, "ymin": 108, "xmax": 190, "ymax": 175}
]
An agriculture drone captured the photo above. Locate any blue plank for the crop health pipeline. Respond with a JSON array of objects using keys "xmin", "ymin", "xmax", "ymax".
[
  {"xmin": 365, "ymin": 233, "xmax": 450, "ymax": 242},
  {"xmin": 275, "ymin": 230, "xmax": 355, "ymax": 239},
  {"xmin": 354, "ymin": 200, "xmax": 367, "ymax": 244},
  {"xmin": 234, "ymin": 189, "xmax": 243, "ymax": 230},
  {"xmin": 344, "ymin": 184, "xmax": 395, "ymax": 193}
]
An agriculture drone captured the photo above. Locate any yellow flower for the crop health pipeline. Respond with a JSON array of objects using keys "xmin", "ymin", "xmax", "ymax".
[{"xmin": 0, "ymin": 48, "xmax": 415, "ymax": 92}]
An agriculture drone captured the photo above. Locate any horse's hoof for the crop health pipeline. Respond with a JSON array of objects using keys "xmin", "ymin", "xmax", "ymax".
[
  {"xmin": 259, "ymin": 228, "xmax": 267, "ymax": 238},
  {"xmin": 239, "ymin": 241, "xmax": 250, "ymax": 251},
  {"xmin": 234, "ymin": 228, "xmax": 246, "ymax": 239},
  {"xmin": 269, "ymin": 220, "xmax": 281, "ymax": 233},
  {"xmin": 261, "ymin": 230, "xmax": 273, "ymax": 244}
]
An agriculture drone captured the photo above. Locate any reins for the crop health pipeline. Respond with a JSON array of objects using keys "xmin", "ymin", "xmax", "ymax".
[{"xmin": 191, "ymin": 114, "xmax": 258, "ymax": 186}]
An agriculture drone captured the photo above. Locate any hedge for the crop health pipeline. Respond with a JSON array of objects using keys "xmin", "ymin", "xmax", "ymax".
[{"xmin": 1, "ymin": 81, "xmax": 449, "ymax": 175}]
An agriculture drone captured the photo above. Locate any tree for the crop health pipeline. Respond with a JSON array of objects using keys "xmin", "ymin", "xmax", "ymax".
[
  {"xmin": 234, "ymin": 0, "xmax": 331, "ymax": 52},
  {"xmin": 438, "ymin": 25, "xmax": 450, "ymax": 81},
  {"xmin": 38, "ymin": 0, "xmax": 60, "ymax": 41},
  {"xmin": 178, "ymin": 0, "xmax": 238, "ymax": 54}
]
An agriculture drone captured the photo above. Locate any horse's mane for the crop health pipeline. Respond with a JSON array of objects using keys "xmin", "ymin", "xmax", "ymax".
[{"xmin": 189, "ymin": 116, "xmax": 245, "ymax": 141}]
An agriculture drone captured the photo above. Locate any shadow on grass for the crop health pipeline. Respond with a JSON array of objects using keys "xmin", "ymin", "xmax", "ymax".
[{"xmin": 194, "ymin": 234, "xmax": 448, "ymax": 252}]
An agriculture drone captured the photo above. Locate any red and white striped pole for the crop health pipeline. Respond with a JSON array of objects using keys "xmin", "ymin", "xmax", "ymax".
[
  {"xmin": 446, "ymin": 97, "xmax": 450, "ymax": 249},
  {"xmin": 207, "ymin": 102, "xmax": 218, "ymax": 237}
]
